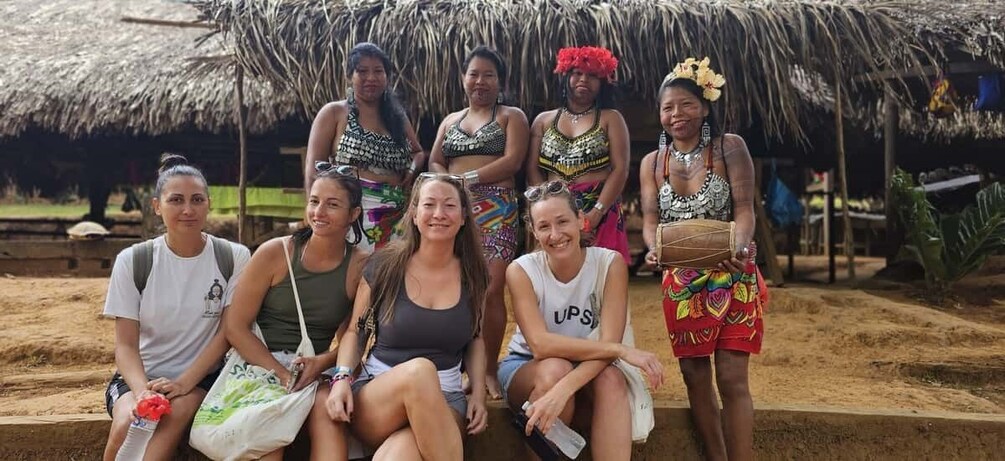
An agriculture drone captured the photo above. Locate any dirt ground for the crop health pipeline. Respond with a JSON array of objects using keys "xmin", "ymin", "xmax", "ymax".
[{"xmin": 0, "ymin": 257, "xmax": 1002, "ymax": 417}]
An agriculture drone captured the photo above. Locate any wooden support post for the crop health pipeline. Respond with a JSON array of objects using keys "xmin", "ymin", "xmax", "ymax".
[
  {"xmin": 752, "ymin": 159, "xmax": 784, "ymax": 286},
  {"xmin": 884, "ymin": 88, "xmax": 899, "ymax": 265},
  {"xmin": 825, "ymin": 170, "xmax": 836, "ymax": 284},
  {"xmin": 834, "ymin": 65, "xmax": 855, "ymax": 280},
  {"xmin": 235, "ymin": 66, "xmax": 249, "ymax": 245}
]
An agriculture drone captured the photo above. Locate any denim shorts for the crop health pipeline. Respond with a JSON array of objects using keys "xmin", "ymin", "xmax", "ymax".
[
  {"xmin": 496, "ymin": 352, "xmax": 533, "ymax": 402},
  {"xmin": 352, "ymin": 374, "xmax": 468, "ymax": 416}
]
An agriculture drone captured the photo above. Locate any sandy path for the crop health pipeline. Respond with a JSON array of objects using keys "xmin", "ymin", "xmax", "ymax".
[{"xmin": 1, "ymin": 273, "xmax": 1002, "ymax": 417}]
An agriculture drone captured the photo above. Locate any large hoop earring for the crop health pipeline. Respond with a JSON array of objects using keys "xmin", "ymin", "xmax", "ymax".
[{"xmin": 700, "ymin": 119, "xmax": 711, "ymax": 147}]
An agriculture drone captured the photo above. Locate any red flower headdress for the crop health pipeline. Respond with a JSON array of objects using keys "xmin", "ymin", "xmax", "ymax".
[{"xmin": 553, "ymin": 46, "xmax": 618, "ymax": 81}]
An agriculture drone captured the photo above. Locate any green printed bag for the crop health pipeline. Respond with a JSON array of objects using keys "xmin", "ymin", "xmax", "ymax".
[{"xmin": 189, "ymin": 238, "xmax": 318, "ymax": 460}]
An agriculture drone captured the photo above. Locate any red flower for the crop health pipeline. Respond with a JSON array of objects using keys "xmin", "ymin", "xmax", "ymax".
[
  {"xmin": 135, "ymin": 394, "xmax": 172, "ymax": 422},
  {"xmin": 554, "ymin": 46, "xmax": 618, "ymax": 81}
]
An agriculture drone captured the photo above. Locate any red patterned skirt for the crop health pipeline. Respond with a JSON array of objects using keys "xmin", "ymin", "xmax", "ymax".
[{"xmin": 661, "ymin": 263, "xmax": 768, "ymax": 358}]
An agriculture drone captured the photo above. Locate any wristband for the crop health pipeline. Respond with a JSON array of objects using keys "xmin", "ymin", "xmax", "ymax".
[
  {"xmin": 333, "ymin": 365, "xmax": 352, "ymax": 376},
  {"xmin": 593, "ymin": 201, "xmax": 606, "ymax": 212},
  {"xmin": 462, "ymin": 170, "xmax": 480, "ymax": 185}
]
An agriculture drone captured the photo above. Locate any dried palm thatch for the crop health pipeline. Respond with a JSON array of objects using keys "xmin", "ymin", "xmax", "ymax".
[
  {"xmin": 0, "ymin": 0, "xmax": 301, "ymax": 140},
  {"xmin": 191, "ymin": 0, "xmax": 968, "ymax": 141}
]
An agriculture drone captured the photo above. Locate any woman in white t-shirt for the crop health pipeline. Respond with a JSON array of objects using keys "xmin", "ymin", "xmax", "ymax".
[
  {"xmin": 500, "ymin": 180, "xmax": 664, "ymax": 461},
  {"xmin": 101, "ymin": 154, "xmax": 250, "ymax": 461}
]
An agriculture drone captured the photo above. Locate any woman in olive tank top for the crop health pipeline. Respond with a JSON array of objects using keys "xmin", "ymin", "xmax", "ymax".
[{"xmin": 225, "ymin": 165, "xmax": 368, "ymax": 460}]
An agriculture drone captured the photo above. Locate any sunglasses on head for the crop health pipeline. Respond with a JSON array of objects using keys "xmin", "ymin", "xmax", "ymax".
[
  {"xmin": 523, "ymin": 180, "xmax": 570, "ymax": 202},
  {"xmin": 314, "ymin": 161, "xmax": 359, "ymax": 178},
  {"xmin": 417, "ymin": 172, "xmax": 464, "ymax": 184}
]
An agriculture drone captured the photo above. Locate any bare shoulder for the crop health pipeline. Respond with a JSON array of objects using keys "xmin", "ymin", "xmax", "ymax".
[
  {"xmin": 599, "ymin": 108, "xmax": 626, "ymax": 122},
  {"xmin": 499, "ymin": 105, "xmax": 529, "ymax": 125},
  {"xmin": 531, "ymin": 109, "xmax": 558, "ymax": 128},
  {"xmin": 720, "ymin": 133, "xmax": 749, "ymax": 151},
  {"xmin": 314, "ymin": 101, "xmax": 348, "ymax": 123}
]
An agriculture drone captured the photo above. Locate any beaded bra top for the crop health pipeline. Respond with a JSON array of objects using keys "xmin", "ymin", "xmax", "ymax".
[
  {"xmin": 333, "ymin": 99, "xmax": 412, "ymax": 173},
  {"xmin": 442, "ymin": 106, "xmax": 507, "ymax": 158},
  {"xmin": 658, "ymin": 144, "xmax": 732, "ymax": 223},
  {"xmin": 538, "ymin": 108, "xmax": 610, "ymax": 181}
]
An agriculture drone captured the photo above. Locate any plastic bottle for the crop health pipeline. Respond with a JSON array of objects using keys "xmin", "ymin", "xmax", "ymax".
[
  {"xmin": 115, "ymin": 393, "xmax": 172, "ymax": 461},
  {"xmin": 522, "ymin": 401, "xmax": 586, "ymax": 459}
]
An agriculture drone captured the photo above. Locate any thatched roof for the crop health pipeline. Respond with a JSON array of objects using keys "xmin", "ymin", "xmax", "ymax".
[
  {"xmin": 0, "ymin": 0, "xmax": 301, "ymax": 140},
  {"xmin": 193, "ymin": 0, "xmax": 985, "ymax": 141}
]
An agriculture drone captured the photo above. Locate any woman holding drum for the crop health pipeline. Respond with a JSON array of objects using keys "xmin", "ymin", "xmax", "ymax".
[{"xmin": 639, "ymin": 57, "xmax": 767, "ymax": 461}]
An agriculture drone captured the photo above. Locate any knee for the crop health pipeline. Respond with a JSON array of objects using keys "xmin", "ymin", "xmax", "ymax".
[
  {"xmin": 400, "ymin": 358, "xmax": 440, "ymax": 395},
  {"xmin": 715, "ymin": 367, "xmax": 750, "ymax": 400},
  {"xmin": 679, "ymin": 358, "xmax": 712, "ymax": 389},
  {"xmin": 533, "ymin": 360, "xmax": 574, "ymax": 391},
  {"xmin": 592, "ymin": 365, "xmax": 628, "ymax": 399},
  {"xmin": 107, "ymin": 415, "xmax": 131, "ymax": 446}
]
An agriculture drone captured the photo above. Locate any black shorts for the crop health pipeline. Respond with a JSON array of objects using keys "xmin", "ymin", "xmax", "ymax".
[{"xmin": 104, "ymin": 369, "xmax": 220, "ymax": 416}]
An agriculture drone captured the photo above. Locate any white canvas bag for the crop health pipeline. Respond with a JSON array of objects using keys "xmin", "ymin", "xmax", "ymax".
[
  {"xmin": 586, "ymin": 253, "xmax": 656, "ymax": 443},
  {"xmin": 190, "ymin": 238, "xmax": 319, "ymax": 460}
]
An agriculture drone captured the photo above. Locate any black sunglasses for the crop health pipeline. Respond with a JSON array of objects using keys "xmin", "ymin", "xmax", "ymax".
[
  {"xmin": 523, "ymin": 180, "xmax": 570, "ymax": 202},
  {"xmin": 314, "ymin": 161, "xmax": 359, "ymax": 179}
]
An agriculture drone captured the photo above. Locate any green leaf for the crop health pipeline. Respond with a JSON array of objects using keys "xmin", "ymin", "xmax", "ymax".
[{"xmin": 942, "ymin": 182, "xmax": 1005, "ymax": 281}]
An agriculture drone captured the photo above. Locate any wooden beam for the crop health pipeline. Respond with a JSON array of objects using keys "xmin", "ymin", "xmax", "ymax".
[
  {"xmin": 235, "ymin": 66, "xmax": 249, "ymax": 245},
  {"xmin": 883, "ymin": 88, "xmax": 899, "ymax": 265},
  {"xmin": 854, "ymin": 61, "xmax": 1003, "ymax": 83},
  {"xmin": 120, "ymin": 16, "xmax": 217, "ymax": 29},
  {"xmin": 835, "ymin": 66, "xmax": 855, "ymax": 281},
  {"xmin": 752, "ymin": 159, "xmax": 784, "ymax": 286},
  {"xmin": 0, "ymin": 239, "xmax": 138, "ymax": 260}
]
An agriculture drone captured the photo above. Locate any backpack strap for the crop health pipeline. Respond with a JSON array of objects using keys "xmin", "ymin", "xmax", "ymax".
[
  {"xmin": 208, "ymin": 235, "xmax": 234, "ymax": 282},
  {"xmin": 132, "ymin": 239, "xmax": 156, "ymax": 295},
  {"xmin": 133, "ymin": 236, "xmax": 235, "ymax": 295}
]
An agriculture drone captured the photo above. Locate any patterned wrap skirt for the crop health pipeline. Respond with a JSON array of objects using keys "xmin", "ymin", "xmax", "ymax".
[
  {"xmin": 569, "ymin": 181, "xmax": 631, "ymax": 264},
  {"xmin": 661, "ymin": 262, "xmax": 768, "ymax": 358},
  {"xmin": 358, "ymin": 177, "xmax": 406, "ymax": 253},
  {"xmin": 468, "ymin": 184, "xmax": 519, "ymax": 263}
]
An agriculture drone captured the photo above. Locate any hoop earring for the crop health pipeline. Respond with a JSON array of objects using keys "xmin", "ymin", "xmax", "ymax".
[
  {"xmin": 658, "ymin": 131, "xmax": 669, "ymax": 152},
  {"xmin": 700, "ymin": 119, "xmax": 711, "ymax": 147}
]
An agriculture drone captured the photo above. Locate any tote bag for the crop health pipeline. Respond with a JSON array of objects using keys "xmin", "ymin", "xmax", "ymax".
[
  {"xmin": 586, "ymin": 252, "xmax": 655, "ymax": 443},
  {"xmin": 190, "ymin": 238, "xmax": 318, "ymax": 460}
]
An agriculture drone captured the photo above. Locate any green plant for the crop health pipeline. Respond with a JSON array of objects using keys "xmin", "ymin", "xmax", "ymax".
[{"xmin": 890, "ymin": 169, "xmax": 1005, "ymax": 293}]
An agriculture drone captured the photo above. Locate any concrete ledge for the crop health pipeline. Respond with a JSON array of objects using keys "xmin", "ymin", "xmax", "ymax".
[{"xmin": 2, "ymin": 402, "xmax": 1003, "ymax": 460}]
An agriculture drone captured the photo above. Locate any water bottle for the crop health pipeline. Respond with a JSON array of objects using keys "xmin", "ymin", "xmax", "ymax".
[
  {"xmin": 115, "ymin": 393, "xmax": 172, "ymax": 461},
  {"xmin": 115, "ymin": 418, "xmax": 158, "ymax": 461},
  {"xmin": 523, "ymin": 401, "xmax": 586, "ymax": 459}
]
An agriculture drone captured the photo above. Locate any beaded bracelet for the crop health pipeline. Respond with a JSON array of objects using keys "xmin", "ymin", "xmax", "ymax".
[{"xmin": 329, "ymin": 373, "xmax": 352, "ymax": 389}]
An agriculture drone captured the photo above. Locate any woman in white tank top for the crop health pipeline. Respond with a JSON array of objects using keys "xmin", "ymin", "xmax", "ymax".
[{"xmin": 500, "ymin": 180, "xmax": 665, "ymax": 461}]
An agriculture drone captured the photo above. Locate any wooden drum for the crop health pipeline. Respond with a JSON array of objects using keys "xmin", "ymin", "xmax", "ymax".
[{"xmin": 655, "ymin": 219, "xmax": 735, "ymax": 269}]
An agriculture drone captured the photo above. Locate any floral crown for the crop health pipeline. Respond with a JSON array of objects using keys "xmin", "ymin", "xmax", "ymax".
[
  {"xmin": 553, "ymin": 46, "xmax": 618, "ymax": 81},
  {"xmin": 664, "ymin": 57, "xmax": 726, "ymax": 102}
]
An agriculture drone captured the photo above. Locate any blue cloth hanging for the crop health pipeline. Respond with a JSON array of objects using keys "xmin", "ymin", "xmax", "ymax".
[
  {"xmin": 766, "ymin": 160, "xmax": 804, "ymax": 228},
  {"xmin": 974, "ymin": 73, "xmax": 1002, "ymax": 111}
]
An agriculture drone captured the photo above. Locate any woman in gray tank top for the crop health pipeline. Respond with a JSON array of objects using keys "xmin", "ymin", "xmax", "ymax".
[
  {"xmin": 225, "ymin": 165, "xmax": 368, "ymax": 460},
  {"xmin": 326, "ymin": 174, "xmax": 490, "ymax": 460}
]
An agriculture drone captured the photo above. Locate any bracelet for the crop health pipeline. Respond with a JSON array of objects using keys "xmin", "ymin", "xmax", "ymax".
[
  {"xmin": 462, "ymin": 170, "xmax": 480, "ymax": 185},
  {"xmin": 332, "ymin": 365, "xmax": 352, "ymax": 376},
  {"xmin": 329, "ymin": 373, "xmax": 352, "ymax": 389},
  {"xmin": 593, "ymin": 201, "xmax": 606, "ymax": 212},
  {"xmin": 407, "ymin": 158, "xmax": 420, "ymax": 174}
]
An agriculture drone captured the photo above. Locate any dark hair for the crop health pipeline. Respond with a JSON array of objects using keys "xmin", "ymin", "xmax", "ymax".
[
  {"xmin": 347, "ymin": 42, "xmax": 410, "ymax": 149},
  {"xmin": 559, "ymin": 73, "xmax": 619, "ymax": 110},
  {"xmin": 657, "ymin": 78, "xmax": 722, "ymax": 139},
  {"xmin": 463, "ymin": 46, "xmax": 510, "ymax": 104},
  {"xmin": 155, "ymin": 153, "xmax": 207, "ymax": 197},
  {"xmin": 293, "ymin": 169, "xmax": 365, "ymax": 245},
  {"xmin": 367, "ymin": 177, "xmax": 489, "ymax": 336}
]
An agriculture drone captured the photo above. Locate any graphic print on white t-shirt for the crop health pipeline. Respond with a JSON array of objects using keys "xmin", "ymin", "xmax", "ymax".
[
  {"xmin": 551, "ymin": 303, "xmax": 598, "ymax": 329},
  {"xmin": 203, "ymin": 278, "xmax": 225, "ymax": 318}
]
